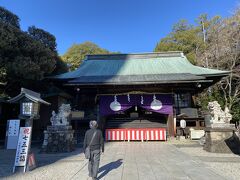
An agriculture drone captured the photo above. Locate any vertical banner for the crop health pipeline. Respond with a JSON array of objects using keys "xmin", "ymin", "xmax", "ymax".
[
  {"xmin": 6, "ymin": 119, "xmax": 20, "ymax": 149},
  {"xmin": 13, "ymin": 127, "xmax": 32, "ymax": 172}
]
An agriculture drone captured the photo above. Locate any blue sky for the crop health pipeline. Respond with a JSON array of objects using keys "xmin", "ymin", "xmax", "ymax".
[{"xmin": 0, "ymin": 0, "xmax": 238, "ymax": 55}]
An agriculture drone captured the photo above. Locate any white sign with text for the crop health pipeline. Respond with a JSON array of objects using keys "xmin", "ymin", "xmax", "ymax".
[
  {"xmin": 6, "ymin": 119, "xmax": 20, "ymax": 149},
  {"xmin": 8, "ymin": 120, "xmax": 20, "ymax": 136},
  {"xmin": 14, "ymin": 127, "xmax": 32, "ymax": 168}
]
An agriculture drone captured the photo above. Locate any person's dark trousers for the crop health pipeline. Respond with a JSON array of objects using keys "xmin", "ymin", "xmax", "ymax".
[{"xmin": 88, "ymin": 149, "xmax": 101, "ymax": 179}]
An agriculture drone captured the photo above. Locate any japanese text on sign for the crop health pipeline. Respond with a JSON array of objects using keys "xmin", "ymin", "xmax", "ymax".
[
  {"xmin": 8, "ymin": 120, "xmax": 20, "ymax": 136},
  {"xmin": 14, "ymin": 127, "xmax": 32, "ymax": 167}
]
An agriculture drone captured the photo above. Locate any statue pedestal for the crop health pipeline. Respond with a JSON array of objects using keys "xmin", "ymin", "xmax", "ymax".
[
  {"xmin": 210, "ymin": 123, "xmax": 235, "ymax": 129},
  {"xmin": 204, "ymin": 127, "xmax": 240, "ymax": 154},
  {"xmin": 41, "ymin": 125, "xmax": 76, "ymax": 153}
]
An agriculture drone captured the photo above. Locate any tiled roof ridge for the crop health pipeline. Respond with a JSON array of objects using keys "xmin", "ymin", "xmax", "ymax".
[{"xmin": 85, "ymin": 51, "xmax": 185, "ymax": 60}]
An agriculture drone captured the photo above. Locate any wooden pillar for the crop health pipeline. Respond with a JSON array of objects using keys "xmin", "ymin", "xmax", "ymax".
[
  {"xmin": 167, "ymin": 114, "xmax": 175, "ymax": 137},
  {"xmin": 25, "ymin": 118, "xmax": 33, "ymax": 127},
  {"xmin": 97, "ymin": 103, "xmax": 100, "ymax": 122},
  {"xmin": 97, "ymin": 101, "xmax": 104, "ymax": 130},
  {"xmin": 196, "ymin": 120, "xmax": 200, "ymax": 130}
]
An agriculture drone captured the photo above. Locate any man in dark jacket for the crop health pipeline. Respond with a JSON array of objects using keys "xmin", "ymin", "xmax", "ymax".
[{"xmin": 83, "ymin": 120, "xmax": 104, "ymax": 180}]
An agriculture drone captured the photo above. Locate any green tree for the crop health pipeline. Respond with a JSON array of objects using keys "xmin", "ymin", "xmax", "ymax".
[
  {"xmin": 0, "ymin": 22, "xmax": 56, "ymax": 81},
  {"xmin": 52, "ymin": 56, "xmax": 69, "ymax": 75},
  {"xmin": 27, "ymin": 25, "xmax": 68, "ymax": 75},
  {"xmin": 157, "ymin": 12, "xmax": 240, "ymax": 122},
  {"xmin": 0, "ymin": 6, "xmax": 20, "ymax": 28},
  {"xmin": 0, "ymin": 6, "xmax": 68, "ymax": 96},
  {"xmin": 62, "ymin": 41, "xmax": 110, "ymax": 70},
  {"xmin": 154, "ymin": 19, "xmax": 204, "ymax": 64},
  {"xmin": 198, "ymin": 10, "xmax": 240, "ymax": 115},
  {"xmin": 28, "ymin": 26, "xmax": 57, "ymax": 52}
]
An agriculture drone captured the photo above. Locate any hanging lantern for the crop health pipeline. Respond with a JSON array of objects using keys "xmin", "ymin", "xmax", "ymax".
[
  {"xmin": 110, "ymin": 95, "xmax": 121, "ymax": 111},
  {"xmin": 150, "ymin": 94, "xmax": 162, "ymax": 110}
]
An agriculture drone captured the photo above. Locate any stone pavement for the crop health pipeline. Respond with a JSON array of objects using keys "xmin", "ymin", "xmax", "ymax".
[{"xmin": 0, "ymin": 142, "xmax": 226, "ymax": 180}]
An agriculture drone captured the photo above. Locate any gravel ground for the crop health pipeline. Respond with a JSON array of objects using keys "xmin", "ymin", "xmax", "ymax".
[{"xmin": 168, "ymin": 138, "xmax": 240, "ymax": 180}]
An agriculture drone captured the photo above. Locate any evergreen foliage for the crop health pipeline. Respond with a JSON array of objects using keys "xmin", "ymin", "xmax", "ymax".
[
  {"xmin": 155, "ymin": 19, "xmax": 204, "ymax": 64},
  {"xmin": 62, "ymin": 41, "xmax": 110, "ymax": 70},
  {"xmin": 0, "ymin": 6, "xmax": 20, "ymax": 28},
  {"xmin": 0, "ymin": 6, "xmax": 68, "ymax": 96},
  {"xmin": 28, "ymin": 26, "xmax": 57, "ymax": 52}
]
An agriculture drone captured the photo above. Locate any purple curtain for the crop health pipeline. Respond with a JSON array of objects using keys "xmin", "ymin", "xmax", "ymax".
[{"xmin": 99, "ymin": 94, "xmax": 173, "ymax": 116}]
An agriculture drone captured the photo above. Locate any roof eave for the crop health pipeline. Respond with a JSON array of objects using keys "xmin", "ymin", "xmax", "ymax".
[
  {"xmin": 64, "ymin": 79, "xmax": 213, "ymax": 86},
  {"xmin": 8, "ymin": 88, "xmax": 51, "ymax": 105},
  {"xmin": 8, "ymin": 94, "xmax": 50, "ymax": 105},
  {"xmin": 200, "ymin": 72, "xmax": 230, "ymax": 77}
]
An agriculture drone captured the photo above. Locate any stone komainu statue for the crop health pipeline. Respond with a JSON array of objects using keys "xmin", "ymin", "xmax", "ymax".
[
  {"xmin": 50, "ymin": 104, "xmax": 71, "ymax": 126},
  {"xmin": 207, "ymin": 101, "xmax": 232, "ymax": 124}
]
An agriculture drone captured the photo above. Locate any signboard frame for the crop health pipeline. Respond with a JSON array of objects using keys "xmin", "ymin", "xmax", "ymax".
[
  {"xmin": 13, "ymin": 127, "xmax": 32, "ymax": 173},
  {"xmin": 5, "ymin": 119, "xmax": 20, "ymax": 149}
]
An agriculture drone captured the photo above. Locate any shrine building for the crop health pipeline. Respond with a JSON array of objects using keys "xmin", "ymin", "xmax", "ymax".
[{"xmin": 51, "ymin": 52, "xmax": 229, "ymax": 141}]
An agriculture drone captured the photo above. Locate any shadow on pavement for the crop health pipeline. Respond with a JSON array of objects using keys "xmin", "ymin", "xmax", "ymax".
[
  {"xmin": 98, "ymin": 159, "xmax": 123, "ymax": 179},
  {"xmin": 0, "ymin": 143, "xmax": 84, "ymax": 179}
]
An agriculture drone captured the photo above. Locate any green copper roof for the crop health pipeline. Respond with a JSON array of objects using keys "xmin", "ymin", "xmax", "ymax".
[{"xmin": 54, "ymin": 52, "xmax": 229, "ymax": 79}]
